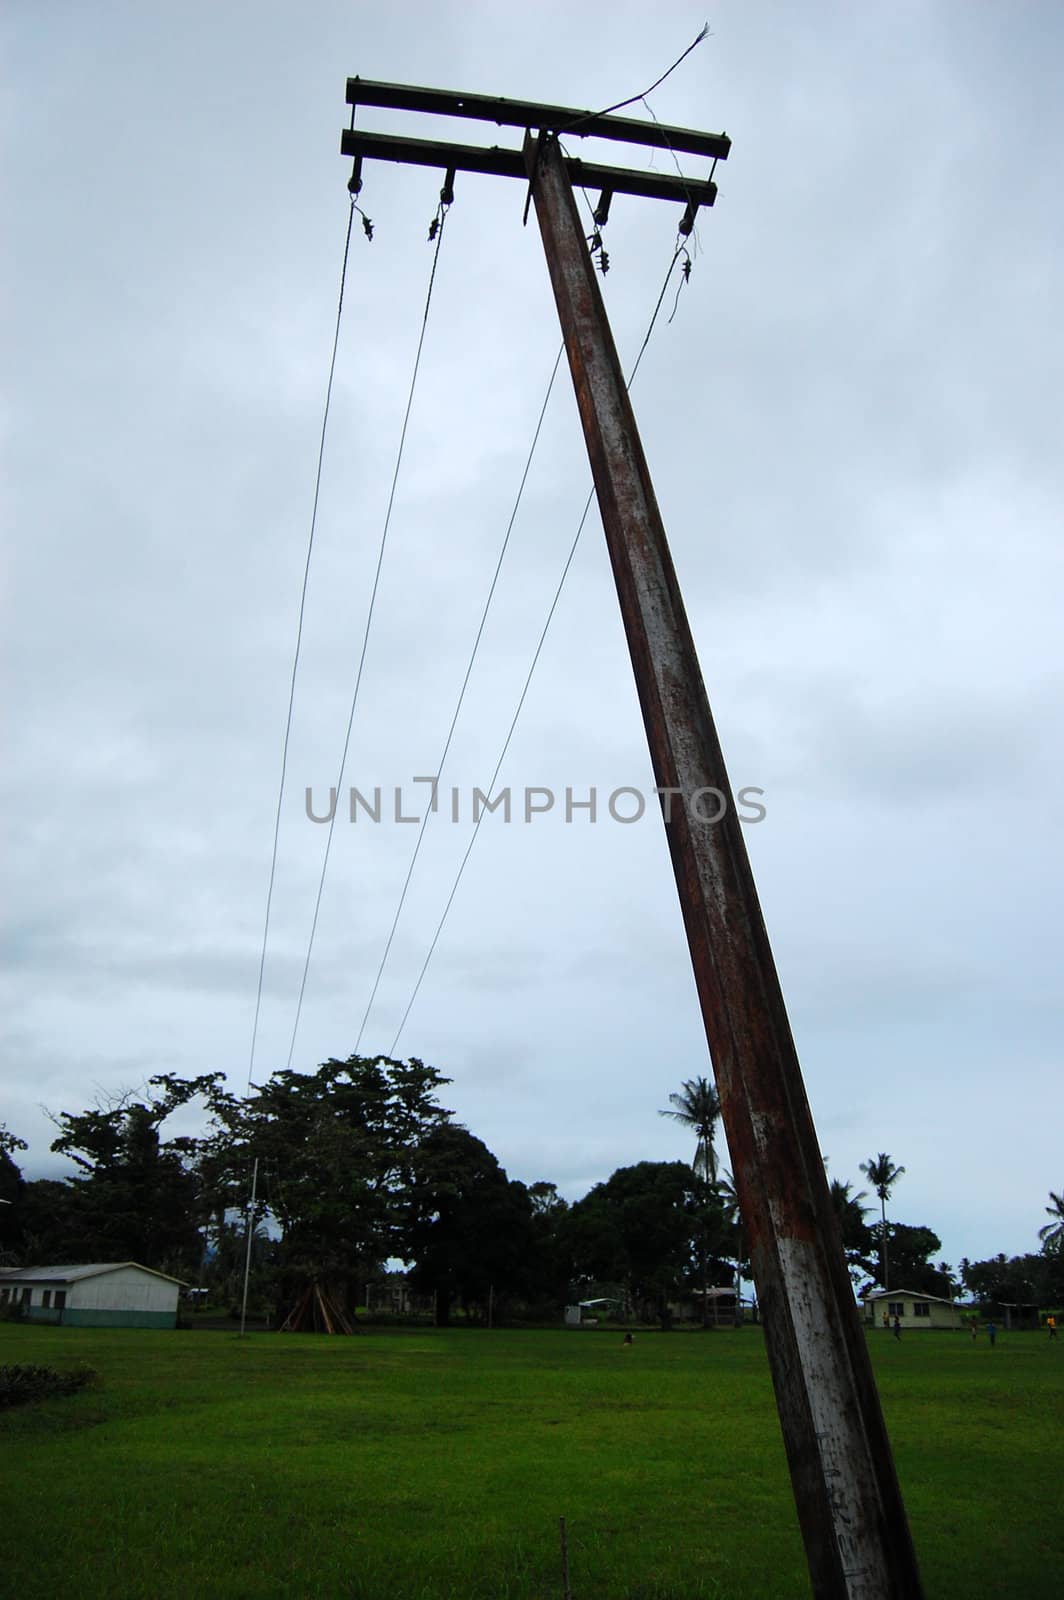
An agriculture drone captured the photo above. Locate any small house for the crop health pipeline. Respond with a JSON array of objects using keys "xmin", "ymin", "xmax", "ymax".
[
  {"xmin": 0, "ymin": 1263, "xmax": 185, "ymax": 1328},
  {"xmin": 672, "ymin": 1286, "xmax": 752, "ymax": 1325},
  {"xmin": 564, "ymin": 1297, "xmax": 623, "ymax": 1326},
  {"xmin": 863, "ymin": 1288, "xmax": 964, "ymax": 1330}
]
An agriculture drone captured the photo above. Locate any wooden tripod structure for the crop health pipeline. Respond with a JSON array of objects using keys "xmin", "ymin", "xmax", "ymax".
[{"xmin": 279, "ymin": 1281, "xmax": 356, "ymax": 1335}]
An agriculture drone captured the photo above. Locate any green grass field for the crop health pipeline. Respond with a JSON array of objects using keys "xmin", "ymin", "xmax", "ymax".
[{"xmin": 1, "ymin": 1322, "xmax": 1061, "ymax": 1598}]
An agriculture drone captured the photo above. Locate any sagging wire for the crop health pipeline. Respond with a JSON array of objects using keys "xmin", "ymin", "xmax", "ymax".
[
  {"xmin": 387, "ymin": 237, "xmax": 693, "ymax": 1056},
  {"xmin": 245, "ymin": 194, "xmax": 359, "ymax": 1096},
  {"xmin": 284, "ymin": 172, "xmax": 455, "ymax": 1073},
  {"xmin": 354, "ymin": 340, "xmax": 567, "ymax": 1053}
]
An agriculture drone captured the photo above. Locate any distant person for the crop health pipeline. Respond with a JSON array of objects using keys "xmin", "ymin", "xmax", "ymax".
[
  {"xmin": 621, "ymin": 1332, "xmax": 634, "ymax": 1348},
  {"xmin": 1047, "ymin": 1314, "xmax": 1057, "ymax": 1341},
  {"xmin": 892, "ymin": 1315, "xmax": 901, "ymax": 1340},
  {"xmin": 986, "ymin": 1321, "xmax": 997, "ymax": 1347}
]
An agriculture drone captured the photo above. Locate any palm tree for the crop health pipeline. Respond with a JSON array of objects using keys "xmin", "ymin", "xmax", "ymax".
[
  {"xmin": 659, "ymin": 1076, "xmax": 722, "ymax": 1184},
  {"xmin": 829, "ymin": 1178, "xmax": 870, "ymax": 1235},
  {"xmin": 828, "ymin": 1179, "xmax": 876, "ymax": 1284},
  {"xmin": 660, "ymin": 1078, "xmax": 723, "ymax": 1328},
  {"xmin": 1038, "ymin": 1190, "xmax": 1064, "ymax": 1254},
  {"xmin": 859, "ymin": 1153, "xmax": 905, "ymax": 1290}
]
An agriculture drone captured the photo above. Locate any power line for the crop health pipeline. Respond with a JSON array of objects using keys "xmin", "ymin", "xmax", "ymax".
[
  {"xmin": 387, "ymin": 240, "xmax": 690, "ymax": 1056},
  {"xmin": 284, "ymin": 193, "xmax": 454, "ymax": 1072},
  {"xmin": 353, "ymin": 341, "xmax": 567, "ymax": 1052},
  {"xmin": 558, "ymin": 25, "xmax": 710, "ymax": 135},
  {"xmin": 246, "ymin": 198, "xmax": 357, "ymax": 1095}
]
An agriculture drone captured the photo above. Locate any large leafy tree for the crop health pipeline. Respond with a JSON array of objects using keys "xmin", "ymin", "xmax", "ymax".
[
  {"xmin": 859, "ymin": 1152, "xmax": 906, "ymax": 1289},
  {"xmin": 960, "ymin": 1250, "xmax": 1064, "ymax": 1307},
  {"xmin": 46, "ymin": 1076, "xmax": 220, "ymax": 1276},
  {"xmin": 402, "ymin": 1125, "xmax": 535, "ymax": 1325},
  {"xmin": 0, "ymin": 1125, "xmax": 27, "ymax": 1262},
  {"xmin": 17, "ymin": 1180, "xmax": 78, "ymax": 1265},
  {"xmin": 881, "ymin": 1224, "xmax": 954, "ymax": 1298},
  {"xmin": 205, "ymin": 1054, "xmax": 454, "ymax": 1317},
  {"xmin": 566, "ymin": 1161, "xmax": 704, "ymax": 1330},
  {"xmin": 524, "ymin": 1182, "xmax": 573, "ymax": 1314},
  {"xmin": 659, "ymin": 1077, "xmax": 722, "ymax": 1183},
  {"xmin": 1038, "ymin": 1189, "xmax": 1064, "ymax": 1255}
]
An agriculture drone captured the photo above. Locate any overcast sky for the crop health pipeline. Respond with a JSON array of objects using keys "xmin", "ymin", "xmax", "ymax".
[{"xmin": 3, "ymin": 1, "xmax": 1061, "ymax": 1274}]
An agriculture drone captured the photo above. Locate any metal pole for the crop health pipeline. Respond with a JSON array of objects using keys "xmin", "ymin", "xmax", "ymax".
[
  {"xmin": 525, "ymin": 132, "xmax": 923, "ymax": 1600},
  {"xmin": 239, "ymin": 1157, "xmax": 259, "ymax": 1339}
]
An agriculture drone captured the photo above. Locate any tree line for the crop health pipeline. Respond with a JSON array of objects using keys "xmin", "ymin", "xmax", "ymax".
[{"xmin": 0, "ymin": 1062, "xmax": 1061, "ymax": 1325}]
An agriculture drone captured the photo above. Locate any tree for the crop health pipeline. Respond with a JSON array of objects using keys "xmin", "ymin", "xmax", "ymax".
[
  {"xmin": 46, "ymin": 1077, "xmax": 218, "ymax": 1276},
  {"xmin": 1038, "ymin": 1189, "xmax": 1064, "ymax": 1255},
  {"xmin": 402, "ymin": 1125, "xmax": 535, "ymax": 1325},
  {"xmin": 828, "ymin": 1179, "xmax": 877, "ymax": 1284},
  {"xmin": 14, "ymin": 1180, "xmax": 79, "ymax": 1265},
  {"xmin": 659, "ymin": 1077, "xmax": 722, "ymax": 1183},
  {"xmin": 881, "ymin": 1224, "xmax": 954, "ymax": 1298},
  {"xmin": 660, "ymin": 1080, "xmax": 727, "ymax": 1325},
  {"xmin": 523, "ymin": 1182, "xmax": 573, "ymax": 1314},
  {"xmin": 566, "ymin": 1161, "xmax": 704, "ymax": 1330},
  {"xmin": 0, "ymin": 1126, "xmax": 27, "ymax": 1262},
  {"xmin": 205, "ymin": 1055, "xmax": 454, "ymax": 1320},
  {"xmin": 960, "ymin": 1251, "xmax": 1064, "ymax": 1308},
  {"xmin": 859, "ymin": 1152, "xmax": 906, "ymax": 1289}
]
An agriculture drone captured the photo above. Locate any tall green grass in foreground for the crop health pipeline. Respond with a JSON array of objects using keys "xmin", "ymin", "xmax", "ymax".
[{"xmin": 1, "ymin": 1323, "xmax": 1060, "ymax": 1598}]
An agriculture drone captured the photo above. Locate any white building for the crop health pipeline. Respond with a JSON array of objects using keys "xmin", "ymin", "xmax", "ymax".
[
  {"xmin": 863, "ymin": 1288, "xmax": 965, "ymax": 1331},
  {"xmin": 0, "ymin": 1263, "xmax": 185, "ymax": 1328}
]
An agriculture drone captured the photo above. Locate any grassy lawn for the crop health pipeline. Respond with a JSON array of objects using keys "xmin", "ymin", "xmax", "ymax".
[{"xmin": 1, "ymin": 1322, "xmax": 1061, "ymax": 1598}]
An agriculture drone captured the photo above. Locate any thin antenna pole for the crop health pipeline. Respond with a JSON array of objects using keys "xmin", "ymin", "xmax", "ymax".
[{"xmin": 239, "ymin": 1157, "xmax": 259, "ymax": 1339}]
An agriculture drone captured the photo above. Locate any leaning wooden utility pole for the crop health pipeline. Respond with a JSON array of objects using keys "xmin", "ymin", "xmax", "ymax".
[{"xmin": 342, "ymin": 81, "xmax": 925, "ymax": 1600}]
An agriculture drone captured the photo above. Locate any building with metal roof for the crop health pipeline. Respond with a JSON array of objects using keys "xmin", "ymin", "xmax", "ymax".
[
  {"xmin": 0, "ymin": 1262, "xmax": 185, "ymax": 1328},
  {"xmin": 863, "ymin": 1288, "xmax": 965, "ymax": 1331}
]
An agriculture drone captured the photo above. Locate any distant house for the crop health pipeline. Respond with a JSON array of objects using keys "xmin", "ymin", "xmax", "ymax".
[
  {"xmin": 564, "ymin": 1297, "xmax": 624, "ymax": 1326},
  {"xmin": 863, "ymin": 1288, "xmax": 964, "ymax": 1331},
  {"xmin": 672, "ymin": 1286, "xmax": 754, "ymax": 1325},
  {"xmin": 0, "ymin": 1263, "xmax": 185, "ymax": 1328}
]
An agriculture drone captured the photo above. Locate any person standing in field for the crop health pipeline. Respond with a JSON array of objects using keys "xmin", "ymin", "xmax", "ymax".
[
  {"xmin": 1047, "ymin": 1314, "xmax": 1057, "ymax": 1340},
  {"xmin": 986, "ymin": 1321, "xmax": 997, "ymax": 1346},
  {"xmin": 892, "ymin": 1314, "xmax": 901, "ymax": 1340}
]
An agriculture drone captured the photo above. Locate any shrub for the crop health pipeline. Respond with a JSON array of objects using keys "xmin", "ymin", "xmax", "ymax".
[{"xmin": 0, "ymin": 1364, "xmax": 98, "ymax": 1409}]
